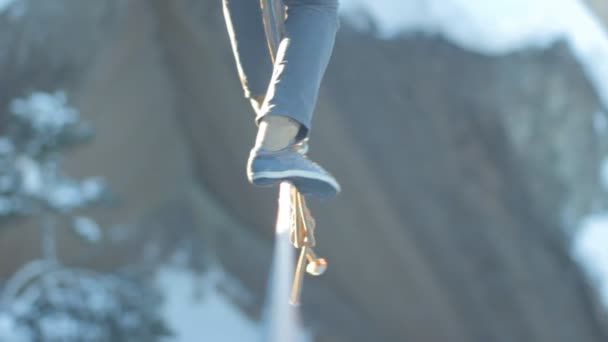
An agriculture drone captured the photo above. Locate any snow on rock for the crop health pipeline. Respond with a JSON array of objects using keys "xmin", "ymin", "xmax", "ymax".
[
  {"xmin": 155, "ymin": 265, "xmax": 261, "ymax": 342},
  {"xmin": 339, "ymin": 0, "xmax": 593, "ymax": 50},
  {"xmin": 339, "ymin": 0, "xmax": 608, "ymax": 109},
  {"xmin": 574, "ymin": 213, "xmax": 608, "ymax": 307}
]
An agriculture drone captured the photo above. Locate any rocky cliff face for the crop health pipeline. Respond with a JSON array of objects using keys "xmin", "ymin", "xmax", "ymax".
[
  {"xmin": 586, "ymin": 0, "xmax": 608, "ymax": 24},
  {"xmin": 1, "ymin": 0, "xmax": 607, "ymax": 341}
]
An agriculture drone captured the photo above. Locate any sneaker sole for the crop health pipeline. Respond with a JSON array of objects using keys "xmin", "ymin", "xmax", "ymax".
[{"xmin": 251, "ymin": 170, "xmax": 340, "ymax": 198}]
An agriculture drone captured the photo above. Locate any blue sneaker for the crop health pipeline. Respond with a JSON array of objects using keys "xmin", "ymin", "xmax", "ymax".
[{"xmin": 247, "ymin": 142, "xmax": 341, "ymax": 199}]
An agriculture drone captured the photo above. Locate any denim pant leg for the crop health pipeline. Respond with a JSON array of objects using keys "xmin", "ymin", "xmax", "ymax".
[
  {"xmin": 223, "ymin": 0, "xmax": 339, "ymax": 139},
  {"xmin": 262, "ymin": 0, "xmax": 340, "ymax": 138},
  {"xmin": 222, "ymin": 0, "xmax": 273, "ymax": 100}
]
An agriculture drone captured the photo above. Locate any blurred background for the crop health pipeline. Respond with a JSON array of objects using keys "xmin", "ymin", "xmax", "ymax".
[{"xmin": 1, "ymin": 0, "xmax": 608, "ymax": 341}]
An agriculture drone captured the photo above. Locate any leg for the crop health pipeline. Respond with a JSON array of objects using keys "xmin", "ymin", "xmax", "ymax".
[
  {"xmin": 222, "ymin": 0, "xmax": 273, "ymax": 112},
  {"xmin": 223, "ymin": 0, "xmax": 299, "ymax": 149},
  {"xmin": 260, "ymin": 0, "xmax": 340, "ymax": 140},
  {"xmin": 249, "ymin": 0, "xmax": 341, "ymax": 198},
  {"xmin": 223, "ymin": 0, "xmax": 341, "ymax": 198}
]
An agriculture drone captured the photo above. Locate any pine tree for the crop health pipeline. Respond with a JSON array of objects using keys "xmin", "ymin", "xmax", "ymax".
[{"xmin": 0, "ymin": 91, "xmax": 170, "ymax": 341}]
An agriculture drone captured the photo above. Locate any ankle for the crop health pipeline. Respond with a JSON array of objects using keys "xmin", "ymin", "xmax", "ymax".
[{"xmin": 256, "ymin": 116, "xmax": 301, "ymax": 150}]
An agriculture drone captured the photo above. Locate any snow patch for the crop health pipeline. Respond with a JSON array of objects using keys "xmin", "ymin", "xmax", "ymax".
[
  {"xmin": 573, "ymin": 214, "xmax": 608, "ymax": 307},
  {"xmin": 156, "ymin": 266, "xmax": 261, "ymax": 342},
  {"xmin": 340, "ymin": 0, "xmax": 591, "ymax": 50}
]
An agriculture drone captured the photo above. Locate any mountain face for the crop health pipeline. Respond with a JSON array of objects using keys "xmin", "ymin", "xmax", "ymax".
[
  {"xmin": 586, "ymin": 0, "xmax": 608, "ymax": 24},
  {"xmin": 1, "ymin": 0, "xmax": 607, "ymax": 341}
]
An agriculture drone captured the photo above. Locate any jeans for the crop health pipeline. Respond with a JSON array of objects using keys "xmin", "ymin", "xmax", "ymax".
[{"xmin": 222, "ymin": 0, "xmax": 340, "ymax": 139}]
